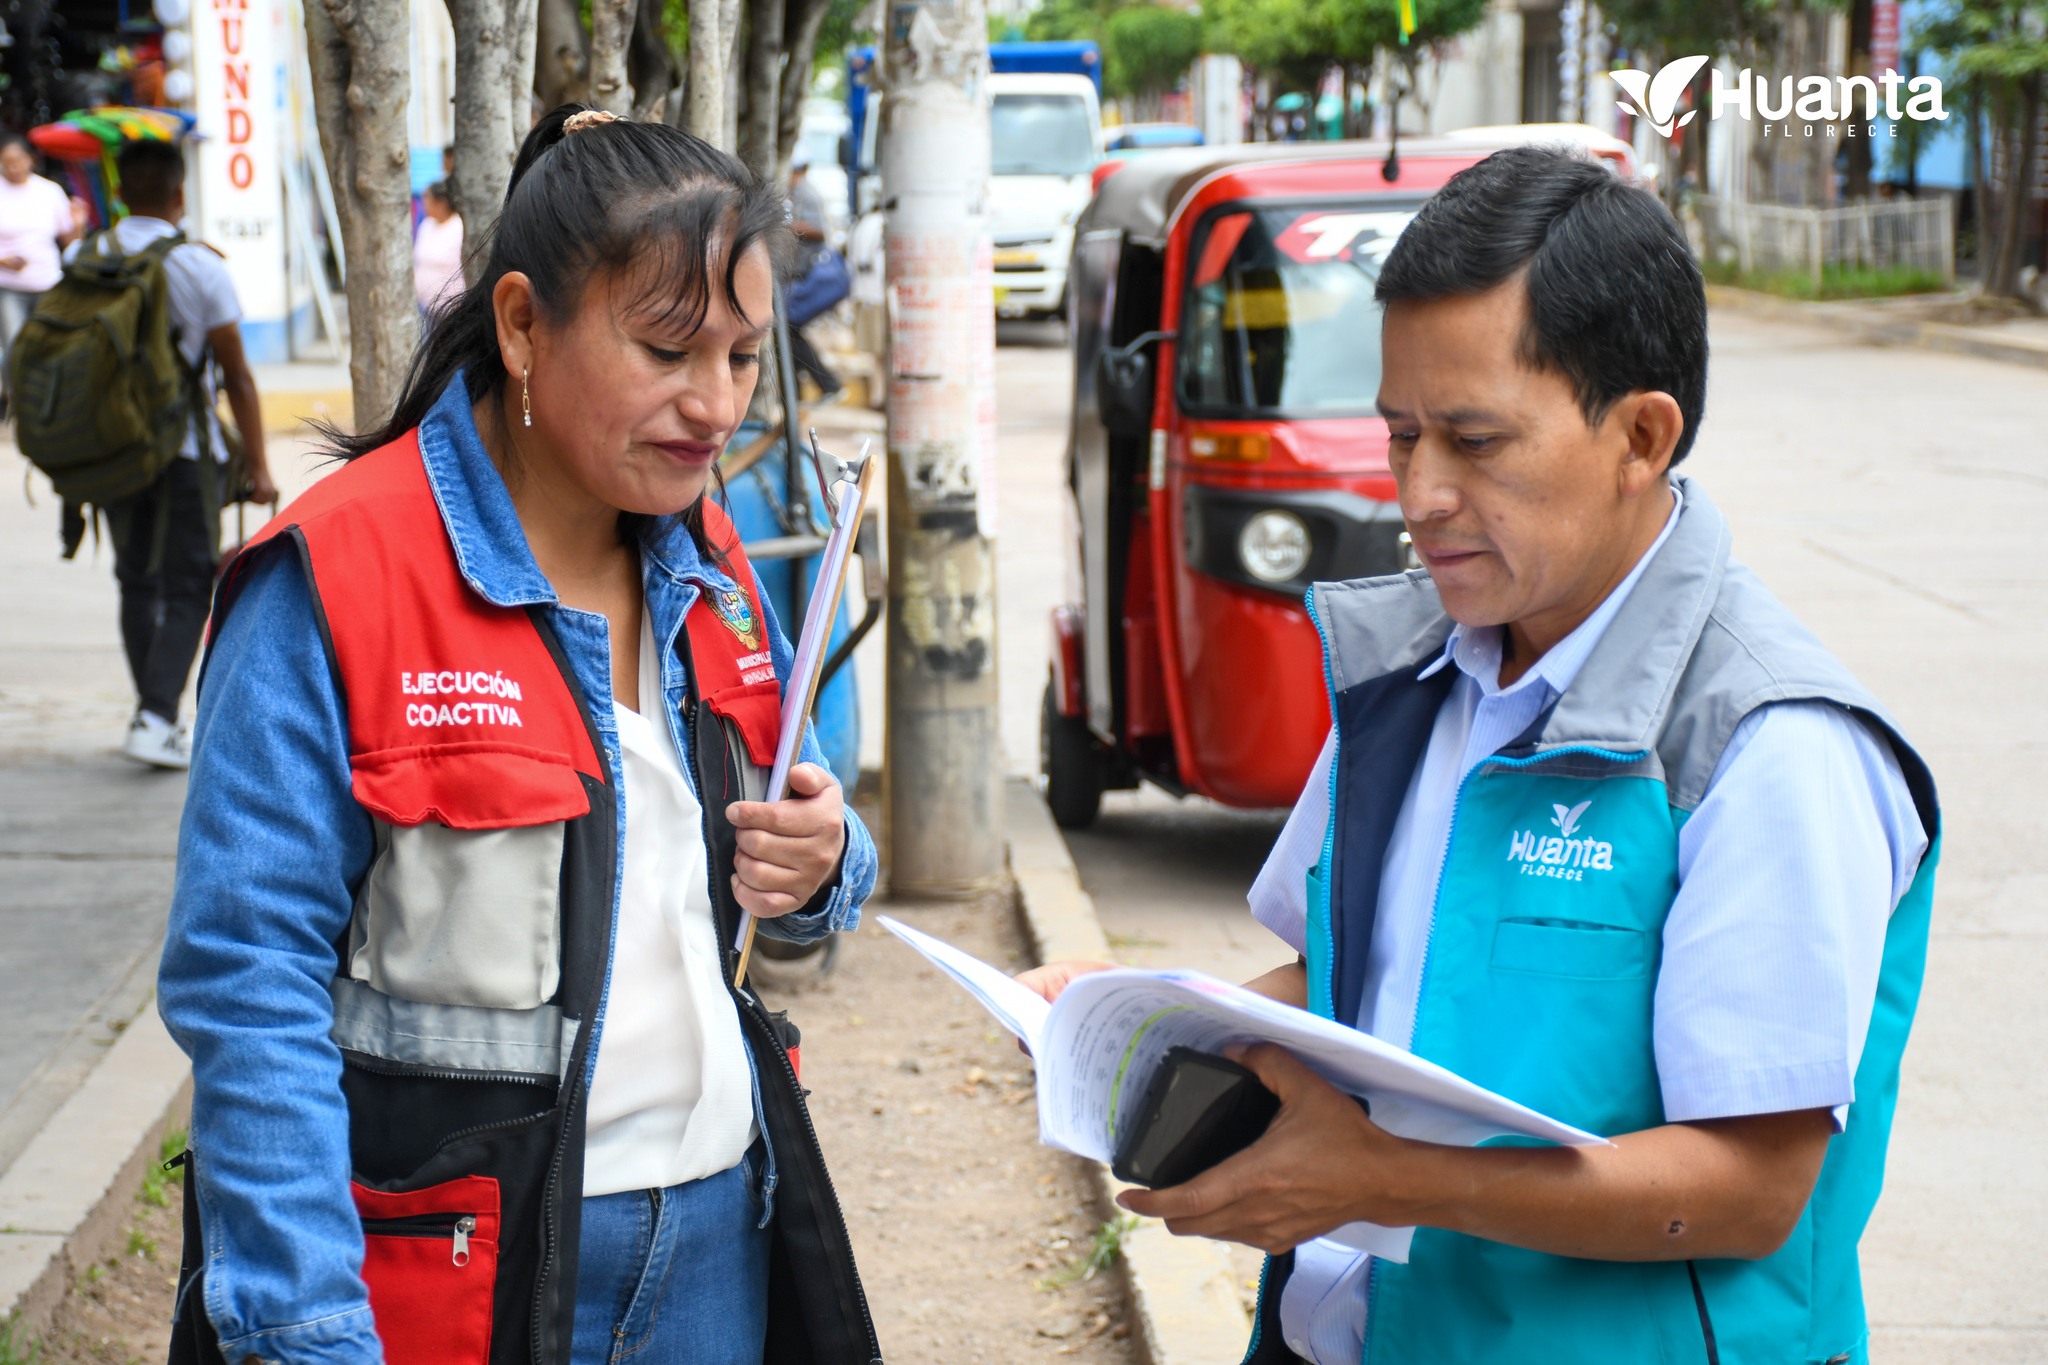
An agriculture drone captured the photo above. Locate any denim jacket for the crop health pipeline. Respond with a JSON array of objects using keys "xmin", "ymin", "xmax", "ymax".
[{"xmin": 158, "ymin": 380, "xmax": 876, "ymax": 1364}]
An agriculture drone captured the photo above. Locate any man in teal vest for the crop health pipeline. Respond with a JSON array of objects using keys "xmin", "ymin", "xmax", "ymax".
[{"xmin": 1023, "ymin": 146, "xmax": 1938, "ymax": 1364}]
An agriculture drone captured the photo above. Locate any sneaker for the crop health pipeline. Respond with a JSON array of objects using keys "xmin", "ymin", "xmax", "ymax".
[{"xmin": 122, "ymin": 711, "xmax": 191, "ymax": 770}]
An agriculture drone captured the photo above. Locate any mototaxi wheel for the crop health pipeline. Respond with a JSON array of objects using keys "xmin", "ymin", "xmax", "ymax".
[{"xmin": 1041, "ymin": 678, "xmax": 1104, "ymax": 830}]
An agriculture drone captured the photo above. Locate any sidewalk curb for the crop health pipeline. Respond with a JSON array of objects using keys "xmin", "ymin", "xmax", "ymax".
[
  {"xmin": 1705, "ymin": 284, "xmax": 2048, "ymax": 370},
  {"xmin": 256, "ymin": 386, "xmax": 354, "ymax": 436},
  {"xmin": 1005, "ymin": 779, "xmax": 1253, "ymax": 1365},
  {"xmin": 0, "ymin": 1005, "xmax": 192, "ymax": 1344}
]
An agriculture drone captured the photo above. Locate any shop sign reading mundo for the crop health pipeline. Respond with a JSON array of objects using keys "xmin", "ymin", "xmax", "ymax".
[
  {"xmin": 1610, "ymin": 55, "xmax": 1947, "ymax": 141},
  {"xmin": 191, "ymin": 0, "xmax": 289, "ymax": 361}
]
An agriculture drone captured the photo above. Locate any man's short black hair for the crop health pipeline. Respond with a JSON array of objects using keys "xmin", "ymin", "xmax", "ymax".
[
  {"xmin": 116, "ymin": 138, "xmax": 187, "ymax": 214},
  {"xmin": 1375, "ymin": 145, "xmax": 1708, "ymax": 464}
]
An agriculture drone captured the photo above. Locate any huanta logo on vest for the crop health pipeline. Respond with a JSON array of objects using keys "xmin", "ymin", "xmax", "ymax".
[
  {"xmin": 1507, "ymin": 800, "xmax": 1613, "ymax": 880},
  {"xmin": 1610, "ymin": 57, "xmax": 1946, "ymax": 141}
]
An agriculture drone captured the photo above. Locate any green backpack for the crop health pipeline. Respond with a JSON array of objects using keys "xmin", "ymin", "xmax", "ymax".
[{"xmin": 10, "ymin": 229, "xmax": 202, "ymax": 513}]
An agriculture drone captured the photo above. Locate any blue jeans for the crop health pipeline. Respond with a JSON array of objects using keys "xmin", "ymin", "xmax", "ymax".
[
  {"xmin": 572, "ymin": 1149, "xmax": 770, "ymax": 1365},
  {"xmin": 0, "ymin": 287, "xmax": 40, "ymax": 395}
]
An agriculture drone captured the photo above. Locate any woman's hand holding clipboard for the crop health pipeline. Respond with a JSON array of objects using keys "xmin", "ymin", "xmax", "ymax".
[{"xmin": 732, "ymin": 434, "xmax": 877, "ymax": 988}]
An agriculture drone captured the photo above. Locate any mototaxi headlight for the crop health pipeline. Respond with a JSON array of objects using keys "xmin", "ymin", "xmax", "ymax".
[{"xmin": 1238, "ymin": 509, "xmax": 1311, "ymax": 584}]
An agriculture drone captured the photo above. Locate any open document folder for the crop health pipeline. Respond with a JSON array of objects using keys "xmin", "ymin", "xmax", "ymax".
[{"xmin": 879, "ymin": 916, "xmax": 1609, "ymax": 1263}]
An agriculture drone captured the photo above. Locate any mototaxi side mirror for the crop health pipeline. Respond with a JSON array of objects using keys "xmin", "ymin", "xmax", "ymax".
[{"xmin": 1095, "ymin": 330, "xmax": 1173, "ymax": 439}]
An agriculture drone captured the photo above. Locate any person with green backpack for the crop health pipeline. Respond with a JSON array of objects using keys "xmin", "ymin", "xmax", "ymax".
[{"xmin": 12, "ymin": 136, "xmax": 273, "ymax": 768}]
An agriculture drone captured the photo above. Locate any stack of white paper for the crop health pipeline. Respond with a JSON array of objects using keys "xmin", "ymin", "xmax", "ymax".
[{"xmin": 878, "ymin": 915, "xmax": 1608, "ymax": 1262}]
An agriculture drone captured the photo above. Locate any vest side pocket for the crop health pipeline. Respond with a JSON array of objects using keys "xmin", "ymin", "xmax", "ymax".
[
  {"xmin": 350, "ymin": 818, "xmax": 565, "ymax": 1010},
  {"xmin": 354, "ymin": 1174, "xmax": 500, "ymax": 1365}
]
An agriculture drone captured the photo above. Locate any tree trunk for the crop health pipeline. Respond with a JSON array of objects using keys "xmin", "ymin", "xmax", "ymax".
[
  {"xmin": 533, "ymin": 0, "xmax": 590, "ymax": 110},
  {"xmin": 629, "ymin": 0, "xmax": 679, "ymax": 121},
  {"xmin": 686, "ymin": 0, "xmax": 744, "ymax": 148},
  {"xmin": 589, "ymin": 0, "xmax": 634, "ymax": 115},
  {"xmin": 738, "ymin": 0, "xmax": 786, "ymax": 180},
  {"xmin": 1968, "ymin": 90, "xmax": 1986, "ymax": 265},
  {"xmin": 1845, "ymin": 0, "xmax": 1873, "ymax": 201},
  {"xmin": 1988, "ymin": 81, "xmax": 2041, "ymax": 299},
  {"xmin": 721, "ymin": 0, "xmax": 745, "ymax": 152},
  {"xmin": 305, "ymin": 0, "xmax": 417, "ymax": 431},
  {"xmin": 444, "ymin": 0, "xmax": 538, "ymax": 279},
  {"xmin": 776, "ymin": 0, "xmax": 835, "ymax": 176}
]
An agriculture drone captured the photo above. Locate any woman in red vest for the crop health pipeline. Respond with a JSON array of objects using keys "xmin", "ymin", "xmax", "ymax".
[{"xmin": 159, "ymin": 107, "xmax": 880, "ymax": 1365}]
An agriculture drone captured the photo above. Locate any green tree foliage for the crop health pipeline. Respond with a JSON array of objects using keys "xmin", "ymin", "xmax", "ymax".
[
  {"xmin": 1598, "ymin": 0, "xmax": 1778, "ymax": 65},
  {"xmin": 817, "ymin": 0, "xmax": 872, "ymax": 70},
  {"xmin": 1206, "ymin": 0, "xmax": 1488, "ymax": 95},
  {"xmin": 1025, "ymin": 0, "xmax": 1121, "ymax": 43},
  {"xmin": 1203, "ymin": 0, "xmax": 1328, "ymax": 92},
  {"xmin": 1104, "ymin": 5, "xmax": 1206, "ymax": 98}
]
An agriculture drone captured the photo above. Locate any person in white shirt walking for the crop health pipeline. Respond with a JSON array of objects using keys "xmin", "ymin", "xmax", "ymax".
[
  {"xmin": 0, "ymin": 133, "xmax": 85, "ymax": 413},
  {"xmin": 92, "ymin": 139, "xmax": 275, "ymax": 767}
]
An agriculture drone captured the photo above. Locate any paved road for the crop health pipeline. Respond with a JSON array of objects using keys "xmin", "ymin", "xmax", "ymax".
[{"xmin": 978, "ymin": 314, "xmax": 2048, "ymax": 1363}]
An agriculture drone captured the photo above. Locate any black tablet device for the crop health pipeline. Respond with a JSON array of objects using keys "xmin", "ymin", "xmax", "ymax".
[{"xmin": 1111, "ymin": 1046, "xmax": 1281, "ymax": 1189}]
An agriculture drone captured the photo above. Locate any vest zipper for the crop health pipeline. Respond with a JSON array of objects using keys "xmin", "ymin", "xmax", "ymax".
[
  {"xmin": 1302, "ymin": 590, "xmax": 1341, "ymax": 1019},
  {"xmin": 1388, "ymin": 743, "xmax": 1646, "ymax": 1359},
  {"xmin": 733, "ymin": 977, "xmax": 883, "ymax": 1358},
  {"xmin": 1237, "ymin": 1256, "xmax": 1273, "ymax": 1364},
  {"xmin": 341, "ymin": 1052, "xmax": 556, "ymax": 1088},
  {"xmin": 1686, "ymin": 1262, "xmax": 1721, "ymax": 1365},
  {"xmin": 522, "ymin": 606, "xmax": 620, "ymax": 1365},
  {"xmin": 361, "ymin": 1212, "xmax": 479, "ymax": 1267},
  {"xmin": 676, "ymin": 620, "xmax": 883, "ymax": 1362}
]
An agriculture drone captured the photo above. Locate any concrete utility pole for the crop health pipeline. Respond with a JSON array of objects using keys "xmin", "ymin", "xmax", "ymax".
[{"xmin": 880, "ymin": 0, "xmax": 1003, "ymax": 898}]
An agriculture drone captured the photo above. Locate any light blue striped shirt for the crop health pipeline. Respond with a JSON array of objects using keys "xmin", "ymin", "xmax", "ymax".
[{"xmin": 1250, "ymin": 489, "xmax": 1928, "ymax": 1365}]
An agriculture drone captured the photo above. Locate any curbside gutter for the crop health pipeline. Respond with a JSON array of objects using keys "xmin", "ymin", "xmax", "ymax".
[
  {"xmin": 0, "ymin": 1006, "xmax": 191, "ymax": 1344},
  {"xmin": 1704, "ymin": 284, "xmax": 2048, "ymax": 370},
  {"xmin": 1005, "ymin": 778, "xmax": 1254, "ymax": 1365}
]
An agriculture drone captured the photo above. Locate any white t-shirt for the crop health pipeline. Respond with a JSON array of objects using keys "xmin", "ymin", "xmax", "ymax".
[
  {"xmin": 412, "ymin": 213, "xmax": 464, "ymax": 311},
  {"xmin": 0, "ymin": 174, "xmax": 74, "ymax": 293},
  {"xmin": 65, "ymin": 216, "xmax": 242, "ymax": 461},
  {"xmin": 583, "ymin": 607, "xmax": 757, "ymax": 1195}
]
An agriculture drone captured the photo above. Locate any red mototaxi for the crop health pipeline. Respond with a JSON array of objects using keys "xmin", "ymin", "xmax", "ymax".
[{"xmin": 1043, "ymin": 135, "xmax": 1636, "ymax": 826}]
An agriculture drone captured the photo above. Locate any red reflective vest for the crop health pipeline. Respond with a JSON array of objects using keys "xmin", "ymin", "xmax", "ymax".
[{"xmin": 175, "ymin": 431, "xmax": 878, "ymax": 1365}]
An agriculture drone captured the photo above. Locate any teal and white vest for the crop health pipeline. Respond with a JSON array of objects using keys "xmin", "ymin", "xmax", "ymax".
[{"xmin": 1244, "ymin": 479, "xmax": 1939, "ymax": 1365}]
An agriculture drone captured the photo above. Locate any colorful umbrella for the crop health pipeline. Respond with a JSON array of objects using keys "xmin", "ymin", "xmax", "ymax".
[{"xmin": 26, "ymin": 107, "xmax": 197, "ymax": 229}]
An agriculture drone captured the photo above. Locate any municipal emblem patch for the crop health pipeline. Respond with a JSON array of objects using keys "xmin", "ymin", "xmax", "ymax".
[{"xmin": 713, "ymin": 587, "xmax": 762, "ymax": 651}]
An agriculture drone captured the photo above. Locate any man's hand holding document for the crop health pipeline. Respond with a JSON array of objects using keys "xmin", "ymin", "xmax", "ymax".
[{"xmin": 878, "ymin": 916, "xmax": 1605, "ymax": 1262}]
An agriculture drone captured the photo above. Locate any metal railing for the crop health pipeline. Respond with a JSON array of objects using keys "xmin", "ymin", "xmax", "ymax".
[{"xmin": 1693, "ymin": 195, "xmax": 1955, "ymax": 290}]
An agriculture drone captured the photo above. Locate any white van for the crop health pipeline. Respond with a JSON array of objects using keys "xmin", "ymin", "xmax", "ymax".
[
  {"xmin": 987, "ymin": 72, "xmax": 1100, "ymax": 319},
  {"xmin": 852, "ymin": 72, "xmax": 1101, "ymax": 319}
]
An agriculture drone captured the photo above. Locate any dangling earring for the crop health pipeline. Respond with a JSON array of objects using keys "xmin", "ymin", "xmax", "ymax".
[{"xmin": 521, "ymin": 369, "xmax": 532, "ymax": 428}]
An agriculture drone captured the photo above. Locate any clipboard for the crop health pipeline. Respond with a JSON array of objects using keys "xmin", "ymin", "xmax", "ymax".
[{"xmin": 732, "ymin": 432, "xmax": 878, "ymax": 988}]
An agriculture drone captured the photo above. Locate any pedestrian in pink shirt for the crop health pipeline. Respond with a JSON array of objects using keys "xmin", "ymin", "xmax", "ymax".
[
  {"xmin": 0, "ymin": 133, "xmax": 85, "ymax": 413},
  {"xmin": 412, "ymin": 181, "xmax": 465, "ymax": 321}
]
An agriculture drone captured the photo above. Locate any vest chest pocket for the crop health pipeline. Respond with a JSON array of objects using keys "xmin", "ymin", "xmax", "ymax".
[
  {"xmin": 347, "ymin": 747, "xmax": 591, "ymax": 1012},
  {"xmin": 1490, "ymin": 918, "xmax": 1653, "ymax": 981},
  {"xmin": 350, "ymin": 820, "xmax": 565, "ymax": 1009}
]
